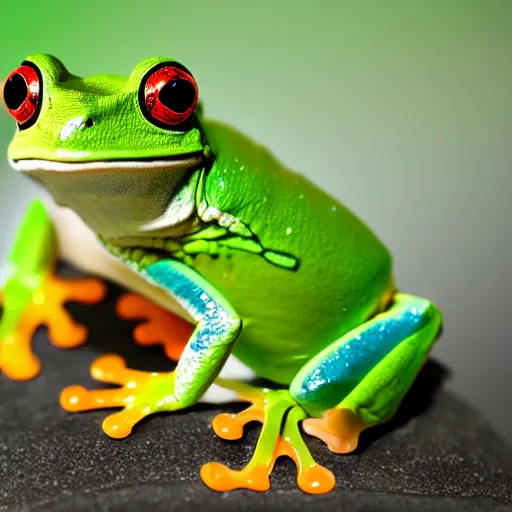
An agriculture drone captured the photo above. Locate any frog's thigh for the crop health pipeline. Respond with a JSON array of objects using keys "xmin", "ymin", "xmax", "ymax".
[{"xmin": 290, "ymin": 293, "xmax": 442, "ymax": 453}]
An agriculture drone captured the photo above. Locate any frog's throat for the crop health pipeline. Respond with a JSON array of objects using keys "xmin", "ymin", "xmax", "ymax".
[{"xmin": 10, "ymin": 153, "xmax": 205, "ymax": 239}]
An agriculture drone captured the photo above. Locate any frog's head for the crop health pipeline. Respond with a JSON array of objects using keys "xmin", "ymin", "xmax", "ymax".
[{"xmin": 3, "ymin": 54, "xmax": 208, "ymax": 238}]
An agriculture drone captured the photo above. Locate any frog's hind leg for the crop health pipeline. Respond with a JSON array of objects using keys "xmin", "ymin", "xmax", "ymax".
[
  {"xmin": 116, "ymin": 293, "xmax": 192, "ymax": 362},
  {"xmin": 0, "ymin": 200, "xmax": 107, "ymax": 380},
  {"xmin": 290, "ymin": 293, "xmax": 442, "ymax": 453}
]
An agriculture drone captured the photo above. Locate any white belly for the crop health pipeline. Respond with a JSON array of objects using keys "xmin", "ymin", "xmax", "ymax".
[{"xmin": 44, "ymin": 195, "xmax": 255, "ymax": 404}]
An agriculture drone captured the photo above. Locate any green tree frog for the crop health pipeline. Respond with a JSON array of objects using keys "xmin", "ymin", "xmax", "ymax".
[{"xmin": 1, "ymin": 54, "xmax": 442, "ymax": 494}]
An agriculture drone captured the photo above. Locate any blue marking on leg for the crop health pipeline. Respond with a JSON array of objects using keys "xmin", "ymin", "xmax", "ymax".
[
  {"xmin": 144, "ymin": 259, "xmax": 241, "ymax": 405},
  {"xmin": 292, "ymin": 296, "xmax": 436, "ymax": 411},
  {"xmin": 145, "ymin": 260, "xmax": 236, "ymax": 352}
]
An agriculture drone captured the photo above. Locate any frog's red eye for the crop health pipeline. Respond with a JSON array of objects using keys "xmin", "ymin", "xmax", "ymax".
[
  {"xmin": 3, "ymin": 62, "xmax": 42, "ymax": 129},
  {"xmin": 139, "ymin": 63, "xmax": 198, "ymax": 129}
]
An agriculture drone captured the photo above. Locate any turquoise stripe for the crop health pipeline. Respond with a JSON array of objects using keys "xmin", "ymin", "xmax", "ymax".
[{"xmin": 293, "ymin": 296, "xmax": 433, "ymax": 410}]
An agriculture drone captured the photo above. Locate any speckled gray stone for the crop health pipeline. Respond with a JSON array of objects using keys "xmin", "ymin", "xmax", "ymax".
[{"xmin": 0, "ymin": 274, "xmax": 511, "ymax": 511}]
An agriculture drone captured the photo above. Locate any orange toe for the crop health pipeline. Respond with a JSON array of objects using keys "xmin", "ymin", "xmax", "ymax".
[
  {"xmin": 0, "ymin": 331, "xmax": 41, "ymax": 380},
  {"xmin": 277, "ymin": 429, "xmax": 335, "ymax": 494},
  {"xmin": 212, "ymin": 405, "xmax": 265, "ymax": 441},
  {"xmin": 90, "ymin": 354, "xmax": 129, "ymax": 383},
  {"xmin": 297, "ymin": 463, "xmax": 336, "ymax": 494},
  {"xmin": 102, "ymin": 409, "xmax": 146, "ymax": 439},
  {"xmin": 41, "ymin": 275, "xmax": 107, "ymax": 349},
  {"xmin": 302, "ymin": 408, "xmax": 367, "ymax": 454},
  {"xmin": 59, "ymin": 385, "xmax": 91, "ymax": 411},
  {"xmin": 201, "ymin": 462, "xmax": 271, "ymax": 492}
]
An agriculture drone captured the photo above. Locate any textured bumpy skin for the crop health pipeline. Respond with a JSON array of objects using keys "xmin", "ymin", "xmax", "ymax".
[
  {"xmin": 196, "ymin": 120, "xmax": 394, "ymax": 383},
  {"xmin": 7, "ymin": 54, "xmax": 204, "ymax": 162},
  {"xmin": 2, "ymin": 54, "xmax": 443, "ymax": 494}
]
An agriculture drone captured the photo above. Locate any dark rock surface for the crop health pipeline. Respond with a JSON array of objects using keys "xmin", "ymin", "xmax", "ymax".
[{"xmin": 0, "ymin": 274, "xmax": 511, "ymax": 511}]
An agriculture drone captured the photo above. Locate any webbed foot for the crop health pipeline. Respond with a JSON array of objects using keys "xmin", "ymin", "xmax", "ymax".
[
  {"xmin": 116, "ymin": 293, "xmax": 192, "ymax": 361},
  {"xmin": 0, "ymin": 273, "xmax": 106, "ymax": 380},
  {"xmin": 0, "ymin": 200, "xmax": 107, "ymax": 380},
  {"xmin": 60, "ymin": 354, "xmax": 177, "ymax": 438},
  {"xmin": 201, "ymin": 381, "xmax": 335, "ymax": 494}
]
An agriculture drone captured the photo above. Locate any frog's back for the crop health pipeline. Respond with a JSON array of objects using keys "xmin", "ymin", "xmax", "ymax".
[{"xmin": 193, "ymin": 120, "xmax": 393, "ymax": 384}]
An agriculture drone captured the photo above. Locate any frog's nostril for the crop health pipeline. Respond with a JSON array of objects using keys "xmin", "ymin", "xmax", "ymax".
[{"xmin": 84, "ymin": 118, "xmax": 94, "ymax": 128}]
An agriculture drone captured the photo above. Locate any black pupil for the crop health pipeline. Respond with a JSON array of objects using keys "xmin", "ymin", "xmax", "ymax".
[
  {"xmin": 4, "ymin": 73, "xmax": 28, "ymax": 110},
  {"xmin": 158, "ymin": 79, "xmax": 195, "ymax": 113}
]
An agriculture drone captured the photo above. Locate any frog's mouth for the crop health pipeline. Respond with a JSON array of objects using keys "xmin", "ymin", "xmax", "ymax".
[
  {"xmin": 10, "ymin": 151, "xmax": 204, "ymax": 173},
  {"xmin": 9, "ymin": 152, "xmax": 206, "ymax": 238}
]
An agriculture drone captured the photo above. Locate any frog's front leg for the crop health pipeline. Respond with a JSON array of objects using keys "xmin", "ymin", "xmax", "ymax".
[
  {"xmin": 290, "ymin": 293, "xmax": 442, "ymax": 453},
  {"xmin": 0, "ymin": 200, "xmax": 106, "ymax": 380},
  {"xmin": 60, "ymin": 259, "xmax": 242, "ymax": 438}
]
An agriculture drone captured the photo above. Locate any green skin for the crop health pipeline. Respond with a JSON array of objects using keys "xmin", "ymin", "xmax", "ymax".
[{"xmin": 3, "ymin": 54, "xmax": 442, "ymax": 488}]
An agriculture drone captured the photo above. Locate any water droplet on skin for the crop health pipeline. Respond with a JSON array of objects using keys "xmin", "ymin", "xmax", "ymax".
[
  {"xmin": 286, "ymin": 227, "xmax": 293, "ymax": 235},
  {"xmin": 240, "ymin": 166, "xmax": 245, "ymax": 171},
  {"xmin": 219, "ymin": 179, "xmax": 225, "ymax": 188},
  {"xmin": 299, "ymin": 194, "xmax": 304, "ymax": 199},
  {"xmin": 331, "ymin": 205, "xmax": 337, "ymax": 212}
]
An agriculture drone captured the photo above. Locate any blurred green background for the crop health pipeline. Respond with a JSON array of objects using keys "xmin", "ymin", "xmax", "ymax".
[{"xmin": 1, "ymin": 1, "xmax": 511, "ymax": 442}]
